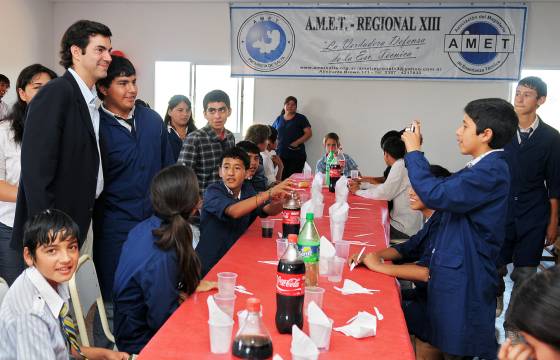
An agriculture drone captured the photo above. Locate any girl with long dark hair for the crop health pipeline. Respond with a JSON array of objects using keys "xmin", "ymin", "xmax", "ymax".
[
  {"xmin": 112, "ymin": 165, "xmax": 213, "ymax": 354},
  {"xmin": 164, "ymin": 95, "xmax": 197, "ymax": 161},
  {"xmin": 0, "ymin": 64, "xmax": 56, "ymax": 285}
]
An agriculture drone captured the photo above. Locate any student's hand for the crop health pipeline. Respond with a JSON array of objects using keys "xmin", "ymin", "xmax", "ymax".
[
  {"xmin": 271, "ymin": 155, "xmax": 283, "ymax": 169},
  {"xmin": 348, "ymin": 251, "xmax": 369, "ymax": 267},
  {"xmin": 195, "ymin": 280, "xmax": 218, "ymax": 293},
  {"xmin": 498, "ymin": 339, "xmax": 534, "ymax": 360},
  {"xmin": 347, "ymin": 179, "xmax": 360, "ymax": 194},
  {"xmin": 361, "ymin": 252, "xmax": 384, "ymax": 272},
  {"xmin": 270, "ymin": 179, "xmax": 295, "ymax": 200},
  {"xmin": 545, "ymin": 218, "xmax": 558, "ymax": 246},
  {"xmin": 79, "ymin": 347, "xmax": 130, "ymax": 360},
  {"xmin": 103, "ymin": 351, "xmax": 131, "ymax": 360},
  {"xmin": 401, "ymin": 120, "xmax": 422, "ymax": 152}
]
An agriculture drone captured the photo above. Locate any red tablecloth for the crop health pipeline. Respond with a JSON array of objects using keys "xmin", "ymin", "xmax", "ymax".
[{"xmin": 138, "ymin": 190, "xmax": 414, "ymax": 359}]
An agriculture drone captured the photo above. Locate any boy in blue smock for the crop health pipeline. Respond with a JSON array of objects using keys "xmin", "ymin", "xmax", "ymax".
[
  {"xmin": 499, "ymin": 77, "xmax": 560, "ymax": 334},
  {"xmin": 401, "ymin": 98, "xmax": 518, "ymax": 359},
  {"xmin": 197, "ymin": 147, "xmax": 294, "ymax": 275}
]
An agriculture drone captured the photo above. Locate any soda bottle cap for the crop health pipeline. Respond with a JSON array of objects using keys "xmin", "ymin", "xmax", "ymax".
[
  {"xmin": 306, "ymin": 212, "xmax": 314, "ymax": 220},
  {"xmin": 246, "ymin": 297, "xmax": 261, "ymax": 312},
  {"xmin": 287, "ymin": 234, "xmax": 298, "ymax": 244}
]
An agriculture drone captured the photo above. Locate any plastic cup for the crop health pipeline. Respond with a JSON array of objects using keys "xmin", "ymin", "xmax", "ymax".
[
  {"xmin": 261, "ymin": 218, "xmax": 274, "ymax": 238},
  {"xmin": 213, "ymin": 293, "xmax": 236, "ymax": 318},
  {"xmin": 303, "ymin": 287, "xmax": 325, "ymax": 317},
  {"xmin": 334, "ymin": 240, "xmax": 350, "ymax": 260},
  {"xmin": 208, "ymin": 320, "xmax": 234, "ymax": 354},
  {"xmin": 328, "ymin": 257, "xmax": 345, "ymax": 283},
  {"xmin": 330, "ymin": 221, "xmax": 345, "ymax": 243},
  {"xmin": 217, "ymin": 272, "xmax": 238, "ymax": 296},
  {"xmin": 300, "ymin": 192, "xmax": 310, "ymax": 204},
  {"xmin": 276, "ymin": 238, "xmax": 288, "ymax": 260},
  {"xmin": 308, "ymin": 318, "xmax": 334, "ymax": 350},
  {"xmin": 350, "ymin": 170, "xmax": 359, "ymax": 180}
]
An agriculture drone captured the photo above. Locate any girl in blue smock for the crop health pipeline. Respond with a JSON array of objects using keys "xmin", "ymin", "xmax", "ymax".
[
  {"xmin": 272, "ymin": 96, "xmax": 312, "ymax": 179},
  {"xmin": 164, "ymin": 95, "xmax": 197, "ymax": 162},
  {"xmin": 113, "ymin": 165, "xmax": 213, "ymax": 354}
]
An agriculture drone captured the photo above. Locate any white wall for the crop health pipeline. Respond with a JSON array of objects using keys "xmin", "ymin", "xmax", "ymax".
[
  {"xmin": 49, "ymin": 1, "xmax": 560, "ymax": 174},
  {"xmin": 1, "ymin": 0, "xmax": 53, "ymax": 106}
]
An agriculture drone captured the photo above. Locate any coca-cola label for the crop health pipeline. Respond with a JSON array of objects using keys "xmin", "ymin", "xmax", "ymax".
[
  {"xmin": 329, "ymin": 166, "xmax": 341, "ymax": 178},
  {"xmin": 282, "ymin": 210, "xmax": 300, "ymax": 225},
  {"xmin": 297, "ymin": 244, "xmax": 319, "ymax": 263},
  {"xmin": 276, "ymin": 273, "xmax": 304, "ymax": 296}
]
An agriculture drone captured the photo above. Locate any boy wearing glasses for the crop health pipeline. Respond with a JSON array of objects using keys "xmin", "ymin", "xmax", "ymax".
[
  {"xmin": 177, "ymin": 90, "xmax": 236, "ymax": 192},
  {"xmin": 499, "ymin": 77, "xmax": 560, "ymax": 335},
  {"xmin": 196, "ymin": 147, "xmax": 293, "ymax": 275}
]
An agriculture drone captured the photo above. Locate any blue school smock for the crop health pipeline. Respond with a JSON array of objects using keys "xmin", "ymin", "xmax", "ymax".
[
  {"xmin": 272, "ymin": 113, "xmax": 311, "ymax": 160},
  {"xmin": 197, "ymin": 181, "xmax": 266, "ymax": 276},
  {"xmin": 393, "ymin": 211, "xmax": 442, "ymax": 343},
  {"xmin": 167, "ymin": 127, "xmax": 183, "ymax": 162},
  {"xmin": 93, "ymin": 106, "xmax": 174, "ymax": 299},
  {"xmin": 113, "ymin": 215, "xmax": 180, "ymax": 354},
  {"xmin": 502, "ymin": 119, "xmax": 560, "ymax": 267},
  {"xmin": 405, "ymin": 150, "xmax": 510, "ymax": 358}
]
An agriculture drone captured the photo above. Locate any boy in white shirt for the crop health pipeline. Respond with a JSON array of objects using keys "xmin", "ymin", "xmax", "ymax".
[
  {"xmin": 349, "ymin": 136, "xmax": 423, "ymax": 238},
  {"xmin": 0, "ymin": 209, "xmax": 129, "ymax": 360},
  {"xmin": 261, "ymin": 125, "xmax": 284, "ymax": 185}
]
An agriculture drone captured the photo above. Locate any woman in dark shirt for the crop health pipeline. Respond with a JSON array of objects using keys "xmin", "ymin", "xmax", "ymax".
[
  {"xmin": 164, "ymin": 95, "xmax": 197, "ymax": 161},
  {"xmin": 272, "ymin": 96, "xmax": 312, "ymax": 179}
]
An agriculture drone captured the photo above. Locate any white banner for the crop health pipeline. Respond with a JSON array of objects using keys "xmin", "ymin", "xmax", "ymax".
[{"xmin": 230, "ymin": 3, "xmax": 527, "ymax": 80}]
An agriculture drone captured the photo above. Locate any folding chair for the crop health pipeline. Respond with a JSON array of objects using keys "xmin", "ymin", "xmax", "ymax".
[{"xmin": 68, "ymin": 255, "xmax": 115, "ymax": 347}]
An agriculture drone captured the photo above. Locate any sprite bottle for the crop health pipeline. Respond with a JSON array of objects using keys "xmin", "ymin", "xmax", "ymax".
[{"xmin": 297, "ymin": 212, "xmax": 320, "ymax": 286}]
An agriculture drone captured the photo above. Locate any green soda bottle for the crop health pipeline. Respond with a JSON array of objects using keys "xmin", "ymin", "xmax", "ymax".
[
  {"xmin": 297, "ymin": 212, "xmax": 320, "ymax": 286},
  {"xmin": 325, "ymin": 150, "xmax": 335, "ymax": 187}
]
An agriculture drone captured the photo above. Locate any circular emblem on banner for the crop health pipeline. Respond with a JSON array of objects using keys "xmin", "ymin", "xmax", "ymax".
[
  {"xmin": 444, "ymin": 12, "xmax": 515, "ymax": 75},
  {"xmin": 237, "ymin": 11, "xmax": 295, "ymax": 72}
]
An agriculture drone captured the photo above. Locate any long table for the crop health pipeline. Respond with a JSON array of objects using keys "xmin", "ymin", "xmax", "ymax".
[{"xmin": 138, "ymin": 189, "xmax": 415, "ymax": 359}]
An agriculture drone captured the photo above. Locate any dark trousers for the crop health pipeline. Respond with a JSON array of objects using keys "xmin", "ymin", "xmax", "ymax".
[
  {"xmin": 0, "ymin": 222, "xmax": 24, "ymax": 285},
  {"xmin": 281, "ymin": 156, "xmax": 306, "ymax": 180}
]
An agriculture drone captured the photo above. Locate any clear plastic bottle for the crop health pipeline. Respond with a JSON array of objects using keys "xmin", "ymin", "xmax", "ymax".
[
  {"xmin": 232, "ymin": 298, "xmax": 273, "ymax": 359},
  {"xmin": 298, "ymin": 213, "xmax": 321, "ymax": 286}
]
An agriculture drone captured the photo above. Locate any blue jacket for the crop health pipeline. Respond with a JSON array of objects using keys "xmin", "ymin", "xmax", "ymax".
[
  {"xmin": 93, "ymin": 106, "xmax": 174, "ymax": 299},
  {"xmin": 502, "ymin": 119, "xmax": 560, "ymax": 266},
  {"xmin": 197, "ymin": 181, "xmax": 265, "ymax": 276},
  {"xmin": 113, "ymin": 216, "xmax": 180, "ymax": 354},
  {"xmin": 405, "ymin": 150, "xmax": 510, "ymax": 358}
]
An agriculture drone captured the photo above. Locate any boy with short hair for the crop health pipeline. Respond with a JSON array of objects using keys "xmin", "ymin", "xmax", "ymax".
[
  {"xmin": 177, "ymin": 90, "xmax": 236, "ymax": 192},
  {"xmin": 197, "ymin": 147, "xmax": 294, "ymax": 275},
  {"xmin": 0, "ymin": 209, "xmax": 129, "ymax": 360},
  {"xmin": 500, "ymin": 76, "xmax": 560, "ymax": 332},
  {"xmin": 242, "ymin": 125, "xmax": 270, "ymax": 192},
  {"xmin": 315, "ymin": 132, "xmax": 359, "ymax": 176},
  {"xmin": 236, "ymin": 140, "xmax": 266, "ymax": 191},
  {"xmin": 401, "ymin": 98, "xmax": 518, "ymax": 359},
  {"xmin": 350, "ymin": 136, "xmax": 423, "ymax": 239}
]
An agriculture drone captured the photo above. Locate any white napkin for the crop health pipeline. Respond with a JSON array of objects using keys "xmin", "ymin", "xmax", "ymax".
[
  {"xmin": 311, "ymin": 173, "xmax": 324, "ymax": 218},
  {"xmin": 335, "ymin": 176, "xmax": 349, "ymax": 203},
  {"xmin": 303, "ymin": 162, "xmax": 312, "ymax": 178},
  {"xmin": 333, "ymin": 279, "xmax": 380, "ymax": 295},
  {"xmin": 272, "ymin": 355, "xmax": 284, "ymax": 360},
  {"xmin": 328, "ymin": 201, "xmax": 349, "ymax": 223},
  {"xmin": 319, "ymin": 236, "xmax": 335, "ymax": 275},
  {"xmin": 307, "ymin": 301, "xmax": 330, "ymax": 326},
  {"xmin": 291, "ymin": 325, "xmax": 319, "ymax": 359},
  {"xmin": 300, "ymin": 199, "xmax": 314, "ymax": 222},
  {"xmin": 207, "ymin": 295, "xmax": 234, "ymax": 325},
  {"xmin": 334, "ymin": 311, "xmax": 377, "ymax": 338}
]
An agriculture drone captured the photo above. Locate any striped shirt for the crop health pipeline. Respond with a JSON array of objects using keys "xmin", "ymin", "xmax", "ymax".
[
  {"xmin": 177, "ymin": 124, "xmax": 235, "ymax": 192},
  {"xmin": 0, "ymin": 267, "xmax": 70, "ymax": 360}
]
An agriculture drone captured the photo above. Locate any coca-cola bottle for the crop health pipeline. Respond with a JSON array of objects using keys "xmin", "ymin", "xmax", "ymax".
[
  {"xmin": 327, "ymin": 151, "xmax": 341, "ymax": 193},
  {"xmin": 232, "ymin": 298, "xmax": 273, "ymax": 359},
  {"xmin": 275, "ymin": 234, "xmax": 305, "ymax": 334},
  {"xmin": 282, "ymin": 191, "xmax": 301, "ymax": 237}
]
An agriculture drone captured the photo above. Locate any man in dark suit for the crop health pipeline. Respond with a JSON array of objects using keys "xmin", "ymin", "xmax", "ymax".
[{"xmin": 11, "ymin": 20, "xmax": 113, "ymax": 255}]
